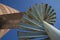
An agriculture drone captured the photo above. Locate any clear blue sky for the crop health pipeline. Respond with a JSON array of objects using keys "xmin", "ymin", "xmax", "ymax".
[{"xmin": 0, "ymin": 0, "xmax": 60, "ymax": 40}]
